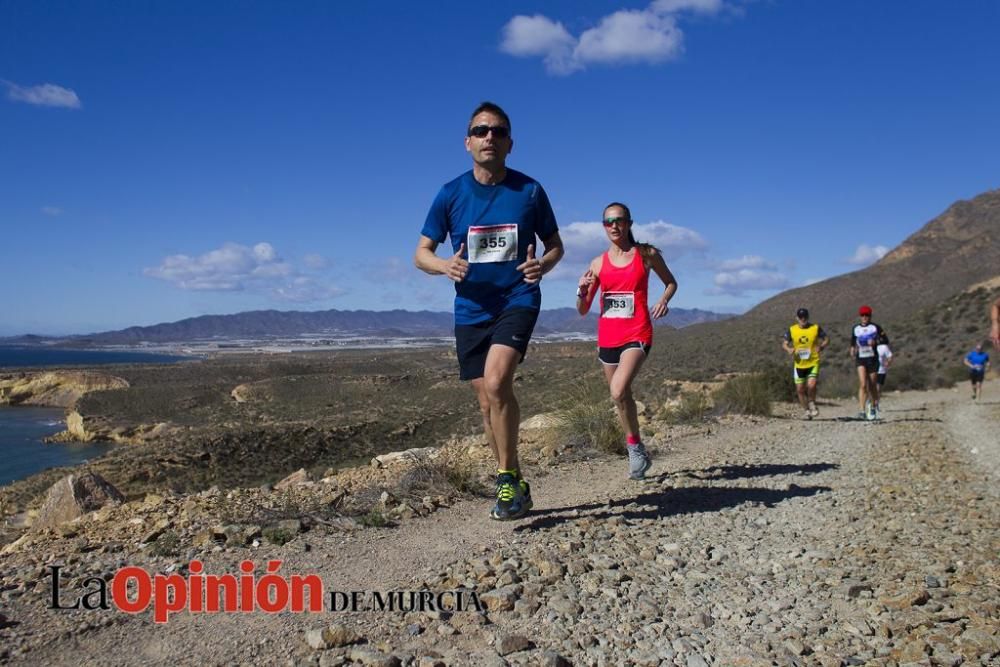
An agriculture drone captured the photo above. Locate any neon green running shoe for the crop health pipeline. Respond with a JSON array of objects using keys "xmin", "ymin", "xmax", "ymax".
[{"xmin": 490, "ymin": 472, "xmax": 531, "ymax": 520}]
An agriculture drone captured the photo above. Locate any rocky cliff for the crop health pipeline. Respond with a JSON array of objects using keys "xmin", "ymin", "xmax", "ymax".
[{"xmin": 0, "ymin": 371, "xmax": 129, "ymax": 408}]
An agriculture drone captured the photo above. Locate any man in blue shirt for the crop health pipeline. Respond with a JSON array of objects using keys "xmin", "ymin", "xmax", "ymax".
[
  {"xmin": 414, "ymin": 101, "xmax": 564, "ymax": 520},
  {"xmin": 964, "ymin": 343, "xmax": 991, "ymax": 401}
]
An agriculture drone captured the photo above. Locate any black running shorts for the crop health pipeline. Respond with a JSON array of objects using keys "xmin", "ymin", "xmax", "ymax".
[
  {"xmin": 970, "ymin": 369, "xmax": 985, "ymax": 384},
  {"xmin": 598, "ymin": 341, "xmax": 651, "ymax": 365},
  {"xmin": 794, "ymin": 365, "xmax": 820, "ymax": 384},
  {"xmin": 856, "ymin": 356, "xmax": 879, "ymax": 373},
  {"xmin": 877, "ymin": 372, "xmax": 887, "ymax": 386},
  {"xmin": 454, "ymin": 307, "xmax": 539, "ymax": 381}
]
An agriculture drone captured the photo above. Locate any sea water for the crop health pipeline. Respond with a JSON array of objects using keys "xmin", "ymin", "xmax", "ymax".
[
  {"xmin": 0, "ymin": 347, "xmax": 186, "ymax": 485},
  {"xmin": 0, "ymin": 406, "xmax": 113, "ymax": 486}
]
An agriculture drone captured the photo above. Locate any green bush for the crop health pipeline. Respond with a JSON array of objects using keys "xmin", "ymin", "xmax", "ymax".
[
  {"xmin": 939, "ymin": 365, "xmax": 972, "ymax": 388},
  {"xmin": 713, "ymin": 373, "xmax": 773, "ymax": 417},
  {"xmin": 757, "ymin": 362, "xmax": 797, "ymax": 403},
  {"xmin": 358, "ymin": 509, "xmax": 388, "ymax": 528},
  {"xmin": 661, "ymin": 391, "xmax": 711, "ymax": 424},
  {"xmin": 821, "ymin": 367, "xmax": 859, "ymax": 399},
  {"xmin": 889, "ymin": 362, "xmax": 931, "ymax": 391},
  {"xmin": 550, "ymin": 379, "xmax": 624, "ymax": 455},
  {"xmin": 148, "ymin": 530, "xmax": 181, "ymax": 557},
  {"xmin": 396, "ymin": 460, "xmax": 487, "ymax": 498},
  {"xmin": 262, "ymin": 525, "xmax": 298, "ymax": 546}
]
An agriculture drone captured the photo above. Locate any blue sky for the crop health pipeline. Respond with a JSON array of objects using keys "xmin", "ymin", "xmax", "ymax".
[{"xmin": 2, "ymin": 0, "xmax": 999, "ymax": 336}]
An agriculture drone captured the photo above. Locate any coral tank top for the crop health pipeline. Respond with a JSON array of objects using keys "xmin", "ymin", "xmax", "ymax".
[{"xmin": 597, "ymin": 249, "xmax": 652, "ymax": 348}]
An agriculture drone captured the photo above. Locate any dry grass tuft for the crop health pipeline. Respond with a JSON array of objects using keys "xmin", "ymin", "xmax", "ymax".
[{"xmin": 549, "ymin": 379, "xmax": 625, "ymax": 455}]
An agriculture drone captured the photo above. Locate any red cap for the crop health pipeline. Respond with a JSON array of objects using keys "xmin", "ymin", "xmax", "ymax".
[{"xmin": 859, "ymin": 305, "xmax": 873, "ymax": 316}]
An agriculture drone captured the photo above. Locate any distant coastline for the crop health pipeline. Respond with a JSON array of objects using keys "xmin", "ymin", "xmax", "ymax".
[{"xmin": 0, "ymin": 347, "xmax": 189, "ymax": 370}]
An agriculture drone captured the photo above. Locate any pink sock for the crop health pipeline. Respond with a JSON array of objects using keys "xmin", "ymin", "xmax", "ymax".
[{"xmin": 626, "ymin": 433, "xmax": 640, "ymax": 446}]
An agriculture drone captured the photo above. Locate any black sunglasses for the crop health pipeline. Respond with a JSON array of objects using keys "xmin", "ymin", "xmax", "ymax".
[
  {"xmin": 468, "ymin": 125, "xmax": 510, "ymax": 139},
  {"xmin": 602, "ymin": 217, "xmax": 630, "ymax": 227}
]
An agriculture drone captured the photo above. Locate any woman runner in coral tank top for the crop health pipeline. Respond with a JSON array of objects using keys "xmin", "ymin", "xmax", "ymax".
[{"xmin": 577, "ymin": 202, "xmax": 678, "ymax": 480}]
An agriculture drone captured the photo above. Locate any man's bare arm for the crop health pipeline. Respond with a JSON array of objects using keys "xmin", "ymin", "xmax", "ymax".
[{"xmin": 414, "ymin": 235, "xmax": 468, "ymax": 282}]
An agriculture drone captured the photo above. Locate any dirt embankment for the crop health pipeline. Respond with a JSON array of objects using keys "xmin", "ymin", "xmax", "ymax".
[{"xmin": 0, "ymin": 371, "xmax": 128, "ymax": 408}]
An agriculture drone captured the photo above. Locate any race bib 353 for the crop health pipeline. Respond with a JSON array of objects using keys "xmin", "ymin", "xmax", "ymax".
[{"xmin": 602, "ymin": 292, "xmax": 635, "ymax": 319}]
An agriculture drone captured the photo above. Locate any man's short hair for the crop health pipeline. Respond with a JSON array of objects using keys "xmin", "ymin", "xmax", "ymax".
[{"xmin": 469, "ymin": 101, "xmax": 511, "ymax": 133}]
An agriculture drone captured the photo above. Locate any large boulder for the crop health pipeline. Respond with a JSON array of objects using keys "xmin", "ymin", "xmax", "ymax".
[
  {"xmin": 519, "ymin": 413, "xmax": 559, "ymax": 431},
  {"xmin": 371, "ymin": 446, "xmax": 439, "ymax": 468},
  {"xmin": 275, "ymin": 468, "xmax": 312, "ymax": 490},
  {"xmin": 34, "ymin": 472, "xmax": 125, "ymax": 528}
]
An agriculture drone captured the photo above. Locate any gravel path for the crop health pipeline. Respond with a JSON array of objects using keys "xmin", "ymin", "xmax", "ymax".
[{"xmin": 4, "ymin": 382, "xmax": 998, "ymax": 666}]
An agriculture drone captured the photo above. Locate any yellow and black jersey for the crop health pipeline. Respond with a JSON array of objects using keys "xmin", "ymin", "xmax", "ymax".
[{"xmin": 785, "ymin": 323, "xmax": 827, "ymax": 369}]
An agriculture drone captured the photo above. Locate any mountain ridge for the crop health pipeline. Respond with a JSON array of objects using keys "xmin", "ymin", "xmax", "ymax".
[
  {"xmin": 1, "ymin": 307, "xmax": 733, "ymax": 345},
  {"xmin": 743, "ymin": 188, "xmax": 1000, "ymax": 323}
]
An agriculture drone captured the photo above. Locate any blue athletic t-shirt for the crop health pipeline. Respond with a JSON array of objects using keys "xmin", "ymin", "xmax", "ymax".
[
  {"xmin": 421, "ymin": 169, "xmax": 559, "ymax": 324},
  {"xmin": 966, "ymin": 350, "xmax": 989, "ymax": 369}
]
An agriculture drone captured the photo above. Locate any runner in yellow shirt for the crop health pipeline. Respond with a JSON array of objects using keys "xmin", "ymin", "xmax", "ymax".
[{"xmin": 782, "ymin": 308, "xmax": 829, "ymax": 419}]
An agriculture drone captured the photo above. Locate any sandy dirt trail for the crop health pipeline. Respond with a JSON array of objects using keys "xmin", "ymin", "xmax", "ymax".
[{"xmin": 9, "ymin": 381, "xmax": 999, "ymax": 666}]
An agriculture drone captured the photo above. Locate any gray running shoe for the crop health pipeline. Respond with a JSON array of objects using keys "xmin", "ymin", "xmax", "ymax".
[
  {"xmin": 808, "ymin": 401, "xmax": 819, "ymax": 418},
  {"xmin": 628, "ymin": 443, "xmax": 652, "ymax": 480},
  {"xmin": 803, "ymin": 410, "xmax": 812, "ymax": 421}
]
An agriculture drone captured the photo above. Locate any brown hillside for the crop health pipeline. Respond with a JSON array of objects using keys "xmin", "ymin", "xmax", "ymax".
[
  {"xmin": 640, "ymin": 190, "xmax": 1000, "ymax": 383},
  {"xmin": 744, "ymin": 188, "xmax": 1000, "ymax": 323}
]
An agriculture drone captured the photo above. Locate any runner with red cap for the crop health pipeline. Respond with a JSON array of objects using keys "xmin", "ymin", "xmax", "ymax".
[{"xmin": 850, "ymin": 305, "xmax": 887, "ymax": 420}]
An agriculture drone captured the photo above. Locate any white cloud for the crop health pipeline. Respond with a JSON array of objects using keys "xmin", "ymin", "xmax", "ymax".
[
  {"xmin": 41, "ymin": 206, "xmax": 63, "ymax": 216},
  {"xmin": 144, "ymin": 241, "xmax": 343, "ymax": 302},
  {"xmin": 303, "ymin": 253, "xmax": 329, "ymax": 270},
  {"xmin": 709, "ymin": 255, "xmax": 788, "ymax": 296},
  {"xmin": 715, "ymin": 255, "xmax": 774, "ymax": 271},
  {"xmin": 367, "ymin": 257, "xmax": 466, "ymax": 310},
  {"xmin": 272, "ymin": 277, "xmax": 344, "ymax": 303},
  {"xmin": 549, "ymin": 219, "xmax": 707, "ymax": 280},
  {"xmin": 500, "ymin": 0, "xmax": 731, "ymax": 75},
  {"xmin": 576, "ymin": 11, "xmax": 682, "ymax": 65},
  {"xmin": 651, "ymin": 0, "xmax": 725, "ymax": 13},
  {"xmin": 4, "ymin": 80, "xmax": 81, "ymax": 109},
  {"xmin": 845, "ymin": 243, "xmax": 889, "ymax": 266},
  {"xmin": 500, "ymin": 15, "xmax": 579, "ymax": 75}
]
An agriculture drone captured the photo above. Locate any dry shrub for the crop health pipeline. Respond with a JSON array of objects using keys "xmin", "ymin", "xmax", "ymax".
[
  {"xmin": 890, "ymin": 362, "xmax": 931, "ymax": 391},
  {"xmin": 395, "ymin": 460, "xmax": 488, "ymax": 499},
  {"xmin": 713, "ymin": 373, "xmax": 773, "ymax": 417},
  {"xmin": 549, "ymin": 379, "xmax": 624, "ymax": 455},
  {"xmin": 821, "ymin": 366, "xmax": 859, "ymax": 399},
  {"xmin": 661, "ymin": 391, "xmax": 711, "ymax": 424}
]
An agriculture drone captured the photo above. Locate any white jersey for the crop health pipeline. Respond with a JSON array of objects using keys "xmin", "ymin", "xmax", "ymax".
[{"xmin": 877, "ymin": 344, "xmax": 893, "ymax": 374}]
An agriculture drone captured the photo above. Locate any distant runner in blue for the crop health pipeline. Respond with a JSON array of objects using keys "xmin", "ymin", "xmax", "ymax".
[
  {"xmin": 963, "ymin": 343, "xmax": 991, "ymax": 401},
  {"xmin": 414, "ymin": 101, "xmax": 564, "ymax": 521}
]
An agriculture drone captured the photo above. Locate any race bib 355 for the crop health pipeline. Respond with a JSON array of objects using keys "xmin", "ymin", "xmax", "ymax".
[{"xmin": 467, "ymin": 225, "xmax": 518, "ymax": 263}]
